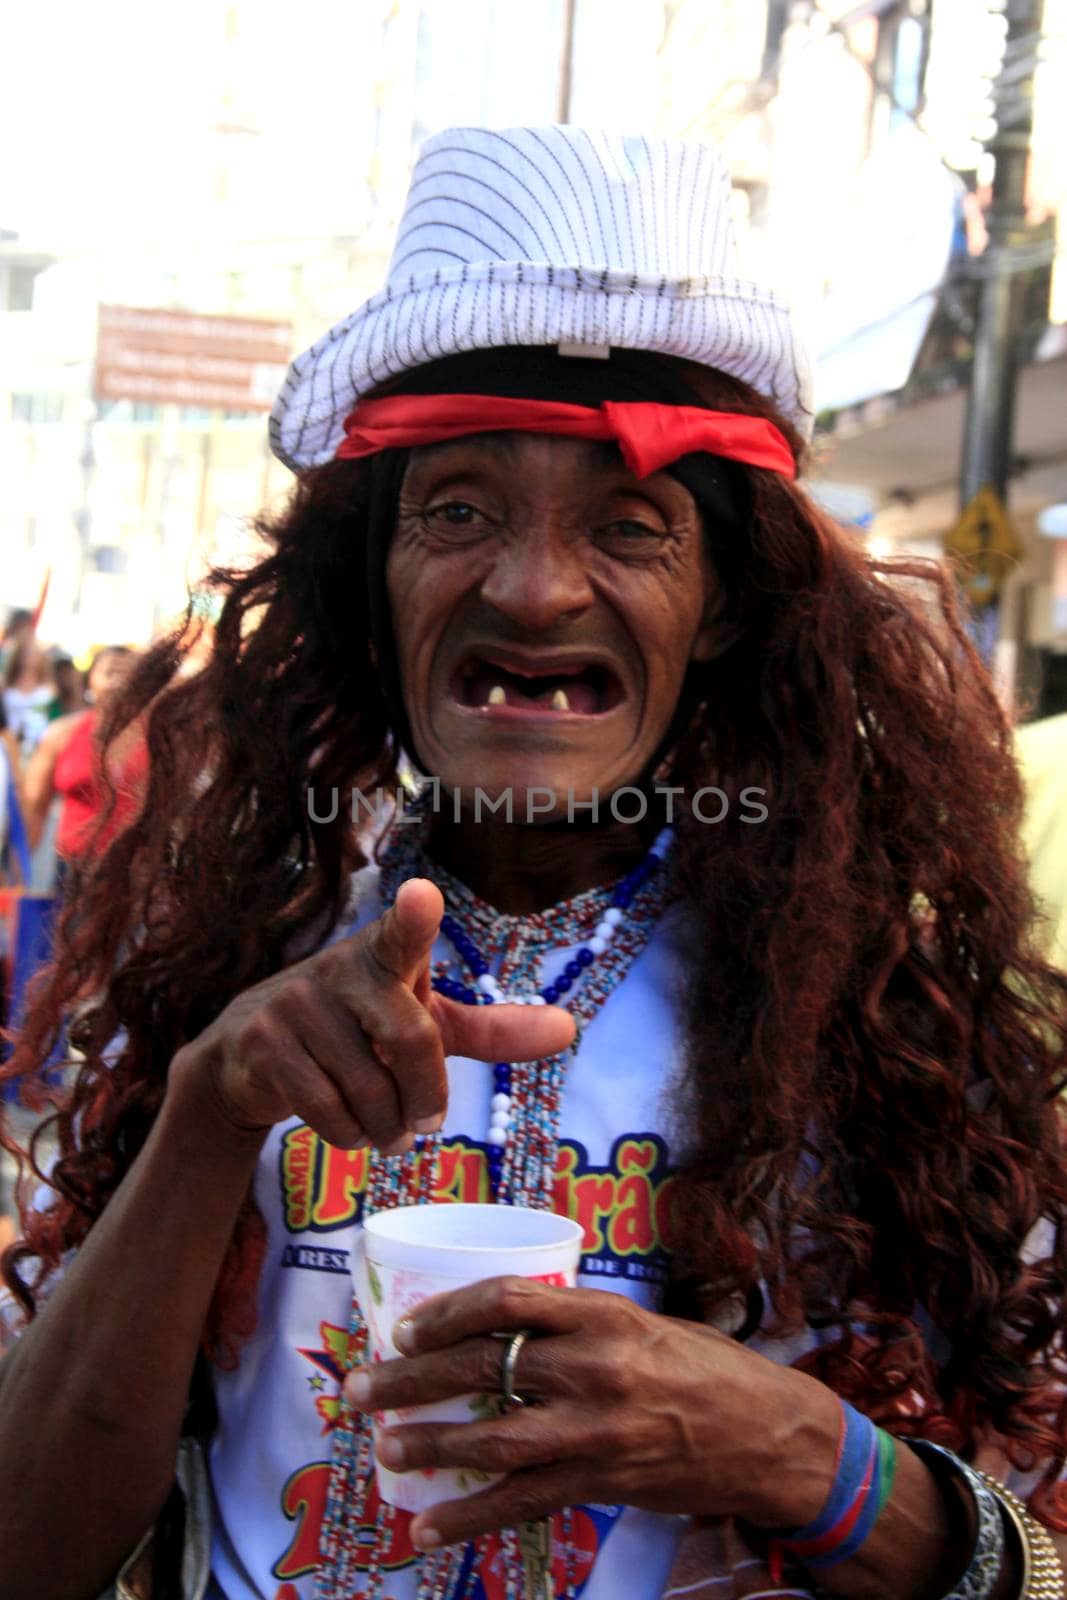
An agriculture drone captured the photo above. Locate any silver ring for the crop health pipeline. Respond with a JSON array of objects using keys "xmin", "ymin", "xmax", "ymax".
[{"xmin": 499, "ymin": 1329, "xmax": 530, "ymax": 1409}]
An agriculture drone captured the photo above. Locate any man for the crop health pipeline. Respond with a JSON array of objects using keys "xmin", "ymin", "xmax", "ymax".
[{"xmin": 2, "ymin": 127, "xmax": 1066, "ymax": 1600}]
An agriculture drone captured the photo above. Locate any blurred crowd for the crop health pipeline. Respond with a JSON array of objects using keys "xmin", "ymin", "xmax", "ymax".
[
  {"xmin": 0, "ymin": 605, "xmax": 147, "ymax": 1248},
  {"xmin": 0, "ymin": 606, "xmax": 141, "ymax": 895}
]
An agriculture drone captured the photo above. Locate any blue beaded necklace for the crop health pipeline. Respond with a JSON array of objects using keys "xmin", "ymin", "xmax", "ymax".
[{"xmin": 432, "ymin": 826, "xmax": 673, "ymax": 1197}]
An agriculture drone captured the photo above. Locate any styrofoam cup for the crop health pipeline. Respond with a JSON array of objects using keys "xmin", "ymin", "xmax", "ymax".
[{"xmin": 353, "ymin": 1202, "xmax": 583, "ymax": 1512}]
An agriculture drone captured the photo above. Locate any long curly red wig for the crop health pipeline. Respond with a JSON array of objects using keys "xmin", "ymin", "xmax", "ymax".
[{"xmin": 3, "ymin": 354, "xmax": 1067, "ymax": 1517}]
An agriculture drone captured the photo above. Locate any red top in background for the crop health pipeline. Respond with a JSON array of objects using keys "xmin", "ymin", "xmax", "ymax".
[{"xmin": 53, "ymin": 710, "xmax": 148, "ymax": 861}]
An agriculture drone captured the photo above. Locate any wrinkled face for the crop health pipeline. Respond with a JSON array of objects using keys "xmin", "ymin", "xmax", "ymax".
[{"xmin": 386, "ymin": 432, "xmax": 724, "ymax": 817}]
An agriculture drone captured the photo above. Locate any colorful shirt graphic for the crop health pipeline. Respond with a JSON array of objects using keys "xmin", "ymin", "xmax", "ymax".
[{"xmin": 278, "ymin": 1130, "xmax": 679, "ymax": 1279}]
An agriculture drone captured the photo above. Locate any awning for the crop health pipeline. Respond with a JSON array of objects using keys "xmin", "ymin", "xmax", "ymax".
[
  {"xmin": 809, "ymin": 331, "xmax": 1067, "ymax": 550},
  {"xmin": 812, "ymin": 125, "xmax": 960, "ymax": 414}
]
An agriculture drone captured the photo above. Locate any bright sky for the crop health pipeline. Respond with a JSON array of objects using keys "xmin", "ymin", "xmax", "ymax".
[
  {"xmin": 3, "ymin": 0, "xmax": 751, "ymax": 251},
  {"xmin": 3, "ymin": 0, "xmax": 388, "ymax": 248}
]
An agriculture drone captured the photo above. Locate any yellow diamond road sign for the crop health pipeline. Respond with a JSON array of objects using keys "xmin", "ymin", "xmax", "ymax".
[{"xmin": 944, "ymin": 486, "xmax": 1023, "ymax": 607}]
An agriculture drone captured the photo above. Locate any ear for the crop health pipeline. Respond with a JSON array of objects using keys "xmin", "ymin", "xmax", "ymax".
[{"xmin": 689, "ymin": 581, "xmax": 741, "ymax": 664}]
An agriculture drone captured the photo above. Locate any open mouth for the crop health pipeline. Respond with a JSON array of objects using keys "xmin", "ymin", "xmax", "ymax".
[{"xmin": 451, "ymin": 653, "xmax": 625, "ymax": 717}]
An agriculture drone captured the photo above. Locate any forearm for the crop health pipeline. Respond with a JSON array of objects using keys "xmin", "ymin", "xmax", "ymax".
[
  {"xmin": 738, "ymin": 1370, "xmax": 964, "ymax": 1599},
  {"xmin": 18, "ymin": 783, "xmax": 48, "ymax": 852},
  {"xmin": 757, "ymin": 1374, "xmax": 1045, "ymax": 1600},
  {"xmin": 0, "ymin": 881, "xmax": 471, "ymax": 1599},
  {"xmin": 812, "ymin": 1440, "xmax": 978, "ymax": 1600},
  {"xmin": 25, "ymin": 801, "xmax": 49, "ymax": 852},
  {"xmin": 0, "ymin": 1058, "xmax": 266, "ymax": 1600},
  {"xmin": 21, "ymin": 735, "xmax": 58, "ymax": 851}
]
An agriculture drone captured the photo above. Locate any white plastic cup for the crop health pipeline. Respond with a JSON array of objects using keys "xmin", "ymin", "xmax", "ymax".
[{"xmin": 352, "ymin": 1202, "xmax": 583, "ymax": 1513}]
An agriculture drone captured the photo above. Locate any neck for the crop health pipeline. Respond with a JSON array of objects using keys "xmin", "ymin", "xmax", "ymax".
[{"xmin": 425, "ymin": 808, "xmax": 658, "ymax": 915}]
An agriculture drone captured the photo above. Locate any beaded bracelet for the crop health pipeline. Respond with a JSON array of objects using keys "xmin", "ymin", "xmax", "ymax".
[
  {"xmin": 906, "ymin": 1439, "xmax": 1006, "ymax": 1600},
  {"xmin": 765, "ymin": 1400, "xmax": 898, "ymax": 1579}
]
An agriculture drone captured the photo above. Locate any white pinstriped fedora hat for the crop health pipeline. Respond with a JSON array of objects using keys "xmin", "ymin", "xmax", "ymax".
[{"xmin": 269, "ymin": 125, "xmax": 814, "ymax": 471}]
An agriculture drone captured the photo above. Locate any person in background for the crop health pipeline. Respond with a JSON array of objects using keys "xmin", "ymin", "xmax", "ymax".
[
  {"xmin": 0, "ymin": 699, "xmax": 21, "ymax": 883},
  {"xmin": 1017, "ymin": 710, "xmax": 1067, "ymax": 970},
  {"xmin": 21, "ymin": 647, "xmax": 145, "ymax": 873},
  {"xmin": 2, "ymin": 632, "xmax": 55, "ymax": 760},
  {"xmin": 0, "ymin": 701, "xmax": 19, "ymax": 801},
  {"xmin": 0, "ymin": 619, "xmax": 41, "ymax": 1257},
  {"xmin": 45, "ymin": 654, "xmax": 86, "ymax": 722},
  {"xmin": 0, "ymin": 610, "xmax": 33, "ymax": 675}
]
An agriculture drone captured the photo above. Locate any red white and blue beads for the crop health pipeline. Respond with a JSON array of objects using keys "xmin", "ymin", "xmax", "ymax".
[{"xmin": 432, "ymin": 828, "xmax": 673, "ymax": 1197}]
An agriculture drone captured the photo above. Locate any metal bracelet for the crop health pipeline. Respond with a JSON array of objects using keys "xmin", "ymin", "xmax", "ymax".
[
  {"xmin": 974, "ymin": 1470, "xmax": 1066, "ymax": 1600},
  {"xmin": 907, "ymin": 1439, "xmax": 1006, "ymax": 1600}
]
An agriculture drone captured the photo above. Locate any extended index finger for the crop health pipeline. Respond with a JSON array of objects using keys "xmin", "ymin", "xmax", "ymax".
[{"xmin": 432, "ymin": 994, "xmax": 576, "ymax": 1063}]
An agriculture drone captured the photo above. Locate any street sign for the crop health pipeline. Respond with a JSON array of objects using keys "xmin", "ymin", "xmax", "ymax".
[
  {"xmin": 94, "ymin": 304, "xmax": 292, "ymax": 412},
  {"xmin": 944, "ymin": 486, "xmax": 1023, "ymax": 607}
]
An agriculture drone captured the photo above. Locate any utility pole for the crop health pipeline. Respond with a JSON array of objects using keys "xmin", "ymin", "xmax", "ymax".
[
  {"xmin": 557, "ymin": 0, "xmax": 576, "ymax": 123},
  {"xmin": 959, "ymin": 0, "xmax": 1044, "ymax": 509},
  {"xmin": 761, "ymin": 0, "xmax": 792, "ymax": 86}
]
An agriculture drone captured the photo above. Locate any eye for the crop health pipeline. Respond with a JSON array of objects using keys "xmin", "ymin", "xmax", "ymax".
[
  {"xmin": 428, "ymin": 500, "xmax": 480, "ymax": 526},
  {"xmin": 596, "ymin": 516, "xmax": 667, "ymax": 552},
  {"xmin": 607, "ymin": 519, "xmax": 660, "ymax": 538}
]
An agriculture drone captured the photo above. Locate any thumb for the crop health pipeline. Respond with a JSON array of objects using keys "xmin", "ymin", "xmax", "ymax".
[{"xmin": 370, "ymin": 878, "xmax": 444, "ymax": 998}]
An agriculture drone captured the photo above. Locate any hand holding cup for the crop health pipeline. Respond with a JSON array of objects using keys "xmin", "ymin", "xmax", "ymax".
[{"xmin": 350, "ymin": 1202, "xmax": 583, "ymax": 1513}]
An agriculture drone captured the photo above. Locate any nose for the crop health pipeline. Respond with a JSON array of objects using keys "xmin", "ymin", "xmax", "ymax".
[{"xmin": 478, "ymin": 524, "xmax": 595, "ymax": 632}]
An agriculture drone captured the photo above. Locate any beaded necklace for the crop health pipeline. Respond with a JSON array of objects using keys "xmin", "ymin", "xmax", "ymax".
[
  {"xmin": 316, "ymin": 805, "xmax": 676, "ymax": 1600},
  {"xmin": 434, "ymin": 827, "xmax": 672, "ymax": 1197}
]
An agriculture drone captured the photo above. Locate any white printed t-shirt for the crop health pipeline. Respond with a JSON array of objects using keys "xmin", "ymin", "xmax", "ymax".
[
  {"xmin": 207, "ymin": 865, "xmax": 695, "ymax": 1600},
  {"xmin": 0, "ymin": 866, "xmax": 1054, "ymax": 1599}
]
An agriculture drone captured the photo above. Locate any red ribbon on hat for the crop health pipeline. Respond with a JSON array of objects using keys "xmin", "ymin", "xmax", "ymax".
[{"xmin": 335, "ymin": 394, "xmax": 796, "ymax": 479}]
